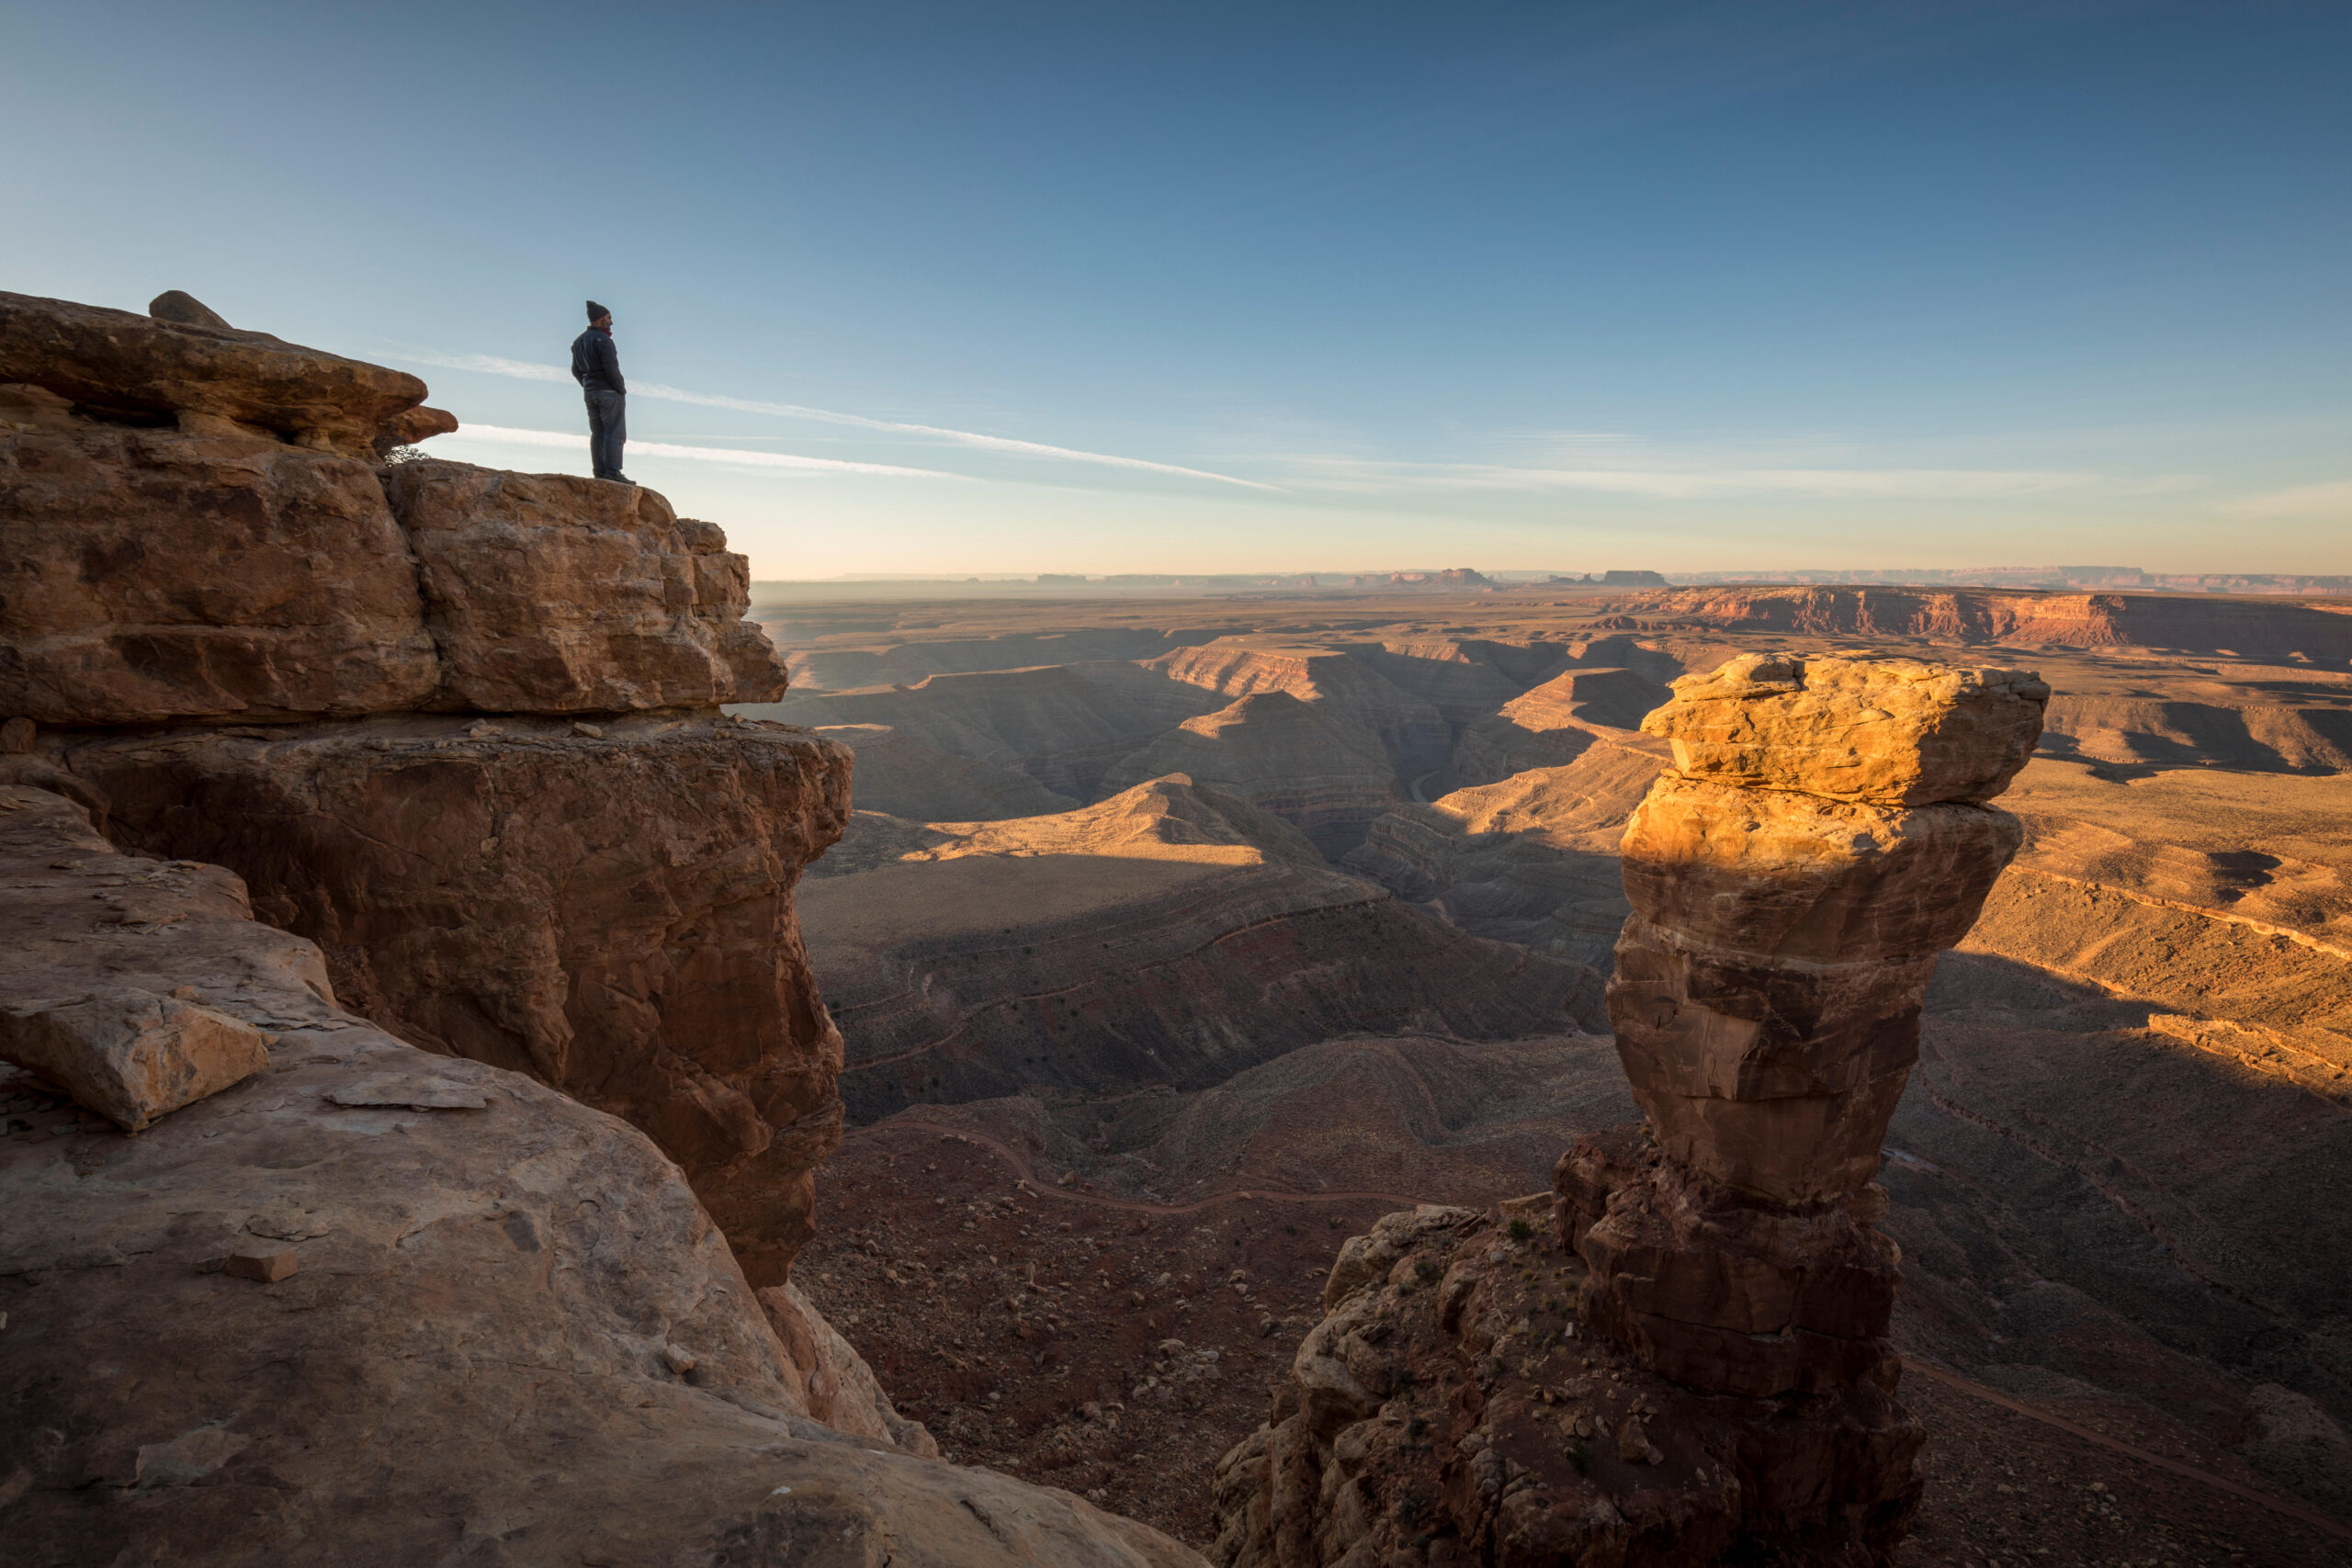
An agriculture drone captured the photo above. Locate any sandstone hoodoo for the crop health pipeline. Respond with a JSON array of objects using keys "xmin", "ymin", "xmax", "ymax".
[
  {"xmin": 1579, "ymin": 654, "xmax": 2047, "ymax": 1546},
  {"xmin": 1212, "ymin": 653, "xmax": 2049, "ymax": 1566}
]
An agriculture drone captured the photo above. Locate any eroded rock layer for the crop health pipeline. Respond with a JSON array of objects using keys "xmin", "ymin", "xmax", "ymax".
[
  {"xmin": 1580, "ymin": 654, "xmax": 2041, "ymax": 1557},
  {"xmin": 1610, "ymin": 656, "xmax": 2045, "ymax": 1211},
  {"xmin": 3, "ymin": 287, "xmax": 831, "ymax": 1290},
  {"xmin": 63, "ymin": 713, "xmax": 851, "ymax": 1287},
  {"xmin": 1215, "ymin": 654, "xmax": 2047, "ymax": 1565}
]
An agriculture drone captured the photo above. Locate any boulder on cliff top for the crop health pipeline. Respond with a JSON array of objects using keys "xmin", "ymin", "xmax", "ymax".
[
  {"xmin": 384, "ymin": 458, "xmax": 787, "ymax": 712},
  {"xmin": 0, "ymin": 985, "xmax": 269, "ymax": 1133},
  {"xmin": 1643, "ymin": 652, "xmax": 2048, "ymax": 805},
  {"xmin": 0, "ymin": 288, "xmax": 439, "ymax": 459}
]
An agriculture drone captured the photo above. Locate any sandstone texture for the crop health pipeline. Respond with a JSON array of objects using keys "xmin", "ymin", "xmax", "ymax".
[
  {"xmin": 1611, "ymin": 657, "xmax": 2044, "ymax": 1204},
  {"xmin": 0, "ymin": 784, "xmax": 1198, "ymax": 1567},
  {"xmin": 385, "ymin": 458, "xmax": 786, "ymax": 712},
  {"xmin": 1641, "ymin": 653, "xmax": 2050, "ymax": 805},
  {"xmin": 0, "ymin": 382, "xmax": 442, "ymax": 725},
  {"xmin": 62, "ymin": 713, "xmax": 852, "ymax": 1289},
  {"xmin": 0, "ymin": 985, "xmax": 268, "ymax": 1134}
]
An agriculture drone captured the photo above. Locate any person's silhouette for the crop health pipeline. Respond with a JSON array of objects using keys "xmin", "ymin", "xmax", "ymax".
[{"xmin": 570, "ymin": 301, "xmax": 631, "ymax": 484}]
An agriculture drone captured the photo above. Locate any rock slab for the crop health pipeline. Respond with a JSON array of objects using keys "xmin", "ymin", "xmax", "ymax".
[
  {"xmin": 0, "ymin": 288, "xmax": 436, "ymax": 459},
  {"xmin": 384, "ymin": 458, "xmax": 786, "ymax": 712},
  {"xmin": 0, "ymin": 985, "xmax": 269, "ymax": 1133}
]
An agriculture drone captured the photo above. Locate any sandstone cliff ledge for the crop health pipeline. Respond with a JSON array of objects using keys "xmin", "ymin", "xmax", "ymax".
[{"xmin": 0, "ymin": 289, "xmax": 1209, "ymax": 1563}]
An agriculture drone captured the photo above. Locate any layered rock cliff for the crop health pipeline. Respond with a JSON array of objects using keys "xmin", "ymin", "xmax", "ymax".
[
  {"xmin": 1211, "ymin": 654, "xmax": 2049, "ymax": 1566},
  {"xmin": 1, "ymin": 289, "xmax": 855, "ymax": 1288},
  {"xmin": 1602, "ymin": 585, "xmax": 2352, "ymax": 666}
]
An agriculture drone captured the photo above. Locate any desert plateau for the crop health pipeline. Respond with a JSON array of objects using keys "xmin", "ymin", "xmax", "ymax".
[{"xmin": 2, "ymin": 291, "xmax": 2348, "ymax": 1566}]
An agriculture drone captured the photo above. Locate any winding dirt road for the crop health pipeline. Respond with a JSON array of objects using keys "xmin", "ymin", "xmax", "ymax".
[{"xmin": 838, "ymin": 1116, "xmax": 2352, "ymax": 1543}]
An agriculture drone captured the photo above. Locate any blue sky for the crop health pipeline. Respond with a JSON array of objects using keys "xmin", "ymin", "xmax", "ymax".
[{"xmin": 5, "ymin": 1, "xmax": 2346, "ymax": 578}]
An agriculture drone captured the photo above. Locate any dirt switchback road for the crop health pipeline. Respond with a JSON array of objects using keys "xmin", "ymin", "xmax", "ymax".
[{"xmin": 840, "ymin": 1114, "xmax": 2352, "ymax": 1545}]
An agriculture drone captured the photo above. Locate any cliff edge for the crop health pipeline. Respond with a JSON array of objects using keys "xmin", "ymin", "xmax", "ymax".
[{"xmin": 0, "ymin": 290, "xmax": 1204, "ymax": 1564}]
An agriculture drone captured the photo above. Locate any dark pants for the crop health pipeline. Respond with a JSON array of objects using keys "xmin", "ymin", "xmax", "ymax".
[{"xmin": 584, "ymin": 389, "xmax": 627, "ymax": 479}]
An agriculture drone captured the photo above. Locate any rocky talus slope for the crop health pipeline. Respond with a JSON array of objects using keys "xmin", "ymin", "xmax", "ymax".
[
  {"xmin": 0, "ymin": 289, "xmax": 1204, "ymax": 1563},
  {"xmin": 1211, "ymin": 655, "xmax": 2050, "ymax": 1565}
]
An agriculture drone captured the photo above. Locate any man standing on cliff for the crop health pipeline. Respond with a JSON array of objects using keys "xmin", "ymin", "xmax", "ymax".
[{"xmin": 571, "ymin": 301, "xmax": 631, "ymax": 484}]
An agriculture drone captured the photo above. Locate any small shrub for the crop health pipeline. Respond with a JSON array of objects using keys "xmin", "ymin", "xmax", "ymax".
[{"xmin": 1507, "ymin": 1218, "xmax": 1533, "ymax": 1242}]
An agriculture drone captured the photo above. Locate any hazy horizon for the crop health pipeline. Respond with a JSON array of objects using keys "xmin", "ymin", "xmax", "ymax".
[{"xmin": 6, "ymin": 1, "xmax": 2346, "ymax": 579}]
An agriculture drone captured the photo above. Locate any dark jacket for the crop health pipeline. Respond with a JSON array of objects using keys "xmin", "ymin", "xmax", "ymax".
[{"xmin": 571, "ymin": 327, "xmax": 626, "ymax": 394}]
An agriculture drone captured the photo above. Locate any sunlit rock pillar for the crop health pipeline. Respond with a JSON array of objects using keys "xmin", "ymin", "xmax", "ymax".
[{"xmin": 1562, "ymin": 654, "xmax": 2047, "ymax": 1542}]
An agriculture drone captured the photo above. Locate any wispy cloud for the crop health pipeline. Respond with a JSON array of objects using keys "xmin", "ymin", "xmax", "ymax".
[
  {"xmin": 445, "ymin": 423, "xmax": 968, "ymax": 479},
  {"xmin": 396, "ymin": 347, "xmax": 1280, "ymax": 491},
  {"xmin": 2229, "ymin": 479, "xmax": 2352, "ymax": 519},
  {"xmin": 1272, "ymin": 456, "xmax": 2109, "ymax": 501}
]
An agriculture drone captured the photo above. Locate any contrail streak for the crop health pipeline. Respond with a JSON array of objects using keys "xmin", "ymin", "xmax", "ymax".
[
  {"xmin": 396, "ymin": 347, "xmax": 1280, "ymax": 491},
  {"xmin": 446, "ymin": 423, "xmax": 968, "ymax": 479}
]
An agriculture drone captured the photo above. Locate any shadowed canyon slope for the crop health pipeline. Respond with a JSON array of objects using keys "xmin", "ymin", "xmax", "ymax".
[
  {"xmin": 801, "ymin": 776, "xmax": 1602, "ymax": 1121},
  {"xmin": 762, "ymin": 581, "xmax": 2352, "ymax": 1554}
]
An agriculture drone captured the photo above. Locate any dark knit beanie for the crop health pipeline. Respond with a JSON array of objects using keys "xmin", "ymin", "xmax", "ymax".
[{"xmin": 586, "ymin": 300, "xmax": 609, "ymax": 322}]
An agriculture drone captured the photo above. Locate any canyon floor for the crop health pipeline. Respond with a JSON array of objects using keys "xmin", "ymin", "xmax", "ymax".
[{"xmin": 752, "ymin": 582, "xmax": 2352, "ymax": 1562}]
